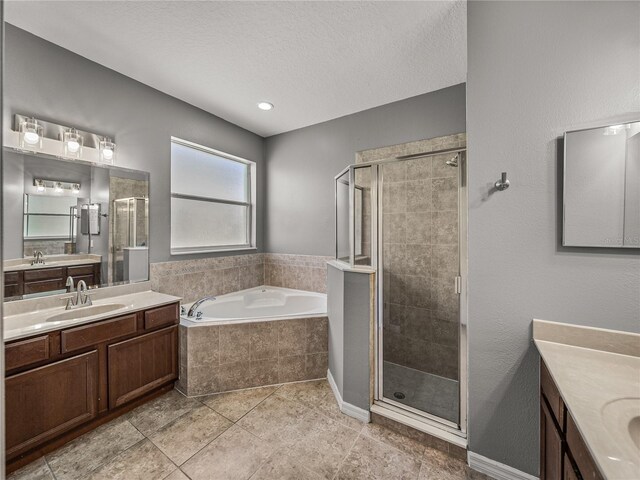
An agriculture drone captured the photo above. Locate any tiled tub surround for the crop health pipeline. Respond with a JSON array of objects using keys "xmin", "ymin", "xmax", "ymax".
[
  {"xmin": 178, "ymin": 316, "xmax": 329, "ymax": 396},
  {"xmin": 357, "ymin": 134, "xmax": 464, "ymax": 381},
  {"xmin": 263, "ymin": 253, "xmax": 332, "ymax": 293},
  {"xmin": 150, "ymin": 253, "xmax": 331, "ymax": 303}
]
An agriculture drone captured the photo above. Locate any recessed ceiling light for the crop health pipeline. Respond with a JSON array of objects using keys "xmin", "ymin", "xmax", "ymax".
[{"xmin": 257, "ymin": 102, "xmax": 274, "ymax": 111}]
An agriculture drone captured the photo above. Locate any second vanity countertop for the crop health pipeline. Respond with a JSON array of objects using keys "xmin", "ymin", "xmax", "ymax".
[
  {"xmin": 533, "ymin": 319, "xmax": 640, "ymax": 480},
  {"xmin": 4, "ymin": 254, "xmax": 102, "ymax": 272},
  {"xmin": 4, "ymin": 282, "xmax": 181, "ymax": 341}
]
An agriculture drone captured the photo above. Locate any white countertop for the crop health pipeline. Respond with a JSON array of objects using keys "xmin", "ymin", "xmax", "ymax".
[
  {"xmin": 533, "ymin": 319, "xmax": 640, "ymax": 480},
  {"xmin": 4, "ymin": 288, "xmax": 181, "ymax": 341},
  {"xmin": 4, "ymin": 254, "xmax": 102, "ymax": 272}
]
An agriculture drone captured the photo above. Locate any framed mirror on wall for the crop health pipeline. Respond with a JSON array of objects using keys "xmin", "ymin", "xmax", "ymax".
[
  {"xmin": 2, "ymin": 150, "xmax": 150, "ymax": 300},
  {"xmin": 563, "ymin": 121, "xmax": 640, "ymax": 248}
]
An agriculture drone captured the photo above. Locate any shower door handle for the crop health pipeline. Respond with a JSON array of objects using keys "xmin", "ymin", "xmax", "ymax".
[{"xmin": 454, "ymin": 276, "xmax": 462, "ymax": 294}]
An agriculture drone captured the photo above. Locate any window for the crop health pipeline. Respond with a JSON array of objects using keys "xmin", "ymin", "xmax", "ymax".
[
  {"xmin": 170, "ymin": 138, "xmax": 256, "ymax": 254},
  {"xmin": 24, "ymin": 194, "xmax": 77, "ymax": 239}
]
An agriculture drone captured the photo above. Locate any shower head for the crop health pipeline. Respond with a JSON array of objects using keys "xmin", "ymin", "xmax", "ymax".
[{"xmin": 446, "ymin": 154, "xmax": 459, "ymax": 167}]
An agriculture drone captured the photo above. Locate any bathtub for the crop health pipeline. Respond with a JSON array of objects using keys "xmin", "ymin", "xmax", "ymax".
[
  {"xmin": 178, "ymin": 286, "xmax": 329, "ymax": 396},
  {"xmin": 180, "ymin": 286, "xmax": 327, "ymax": 324}
]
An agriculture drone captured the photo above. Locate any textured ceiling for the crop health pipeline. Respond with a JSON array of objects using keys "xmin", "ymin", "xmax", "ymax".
[{"xmin": 5, "ymin": 1, "xmax": 466, "ymax": 137}]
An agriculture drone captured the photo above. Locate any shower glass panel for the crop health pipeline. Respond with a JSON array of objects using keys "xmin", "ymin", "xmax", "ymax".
[
  {"xmin": 380, "ymin": 154, "xmax": 460, "ymax": 425},
  {"xmin": 112, "ymin": 197, "xmax": 148, "ymax": 282}
]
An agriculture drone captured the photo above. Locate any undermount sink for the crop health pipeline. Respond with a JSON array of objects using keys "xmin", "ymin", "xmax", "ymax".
[
  {"xmin": 46, "ymin": 303, "xmax": 127, "ymax": 322},
  {"xmin": 601, "ymin": 397, "xmax": 640, "ymax": 459}
]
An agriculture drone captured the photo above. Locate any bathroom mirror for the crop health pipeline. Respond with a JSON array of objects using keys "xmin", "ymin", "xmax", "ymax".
[
  {"xmin": 3, "ymin": 149, "xmax": 150, "ymax": 300},
  {"xmin": 563, "ymin": 121, "xmax": 640, "ymax": 248}
]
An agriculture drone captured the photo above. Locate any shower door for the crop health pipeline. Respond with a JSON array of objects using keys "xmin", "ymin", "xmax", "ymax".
[{"xmin": 378, "ymin": 152, "xmax": 464, "ymax": 428}]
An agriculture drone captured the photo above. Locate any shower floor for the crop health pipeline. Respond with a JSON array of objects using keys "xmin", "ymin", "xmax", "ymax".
[{"xmin": 383, "ymin": 361, "xmax": 459, "ymax": 424}]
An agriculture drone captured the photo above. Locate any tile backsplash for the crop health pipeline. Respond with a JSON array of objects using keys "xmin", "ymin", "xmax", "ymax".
[{"xmin": 150, "ymin": 253, "xmax": 330, "ymax": 303}]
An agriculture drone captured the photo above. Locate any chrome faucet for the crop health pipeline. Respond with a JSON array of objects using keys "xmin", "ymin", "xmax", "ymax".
[
  {"xmin": 66, "ymin": 276, "xmax": 75, "ymax": 293},
  {"xmin": 64, "ymin": 280, "xmax": 93, "ymax": 310},
  {"xmin": 186, "ymin": 296, "xmax": 216, "ymax": 318},
  {"xmin": 31, "ymin": 251, "xmax": 45, "ymax": 265}
]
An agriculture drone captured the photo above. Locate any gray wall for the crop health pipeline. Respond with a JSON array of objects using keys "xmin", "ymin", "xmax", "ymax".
[
  {"xmin": 264, "ymin": 84, "xmax": 466, "ymax": 255},
  {"xmin": 327, "ymin": 263, "xmax": 373, "ymax": 411},
  {"xmin": 3, "ymin": 24, "xmax": 265, "ymax": 263},
  {"xmin": 467, "ymin": 1, "xmax": 640, "ymax": 475}
]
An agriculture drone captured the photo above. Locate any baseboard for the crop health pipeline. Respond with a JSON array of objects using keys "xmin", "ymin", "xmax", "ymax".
[
  {"xmin": 467, "ymin": 452, "xmax": 539, "ymax": 480},
  {"xmin": 326, "ymin": 369, "xmax": 370, "ymax": 423}
]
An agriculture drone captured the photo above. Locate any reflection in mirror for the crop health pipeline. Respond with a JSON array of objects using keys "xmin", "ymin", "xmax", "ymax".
[
  {"xmin": 563, "ymin": 121, "xmax": 640, "ymax": 248},
  {"xmin": 3, "ymin": 149, "xmax": 150, "ymax": 300}
]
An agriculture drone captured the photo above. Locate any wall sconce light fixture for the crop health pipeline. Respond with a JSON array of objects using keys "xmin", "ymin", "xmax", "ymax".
[
  {"xmin": 63, "ymin": 128, "xmax": 83, "ymax": 158},
  {"xmin": 99, "ymin": 137, "xmax": 116, "ymax": 164},
  {"xmin": 34, "ymin": 179, "xmax": 81, "ymax": 195},
  {"xmin": 19, "ymin": 117, "xmax": 44, "ymax": 149}
]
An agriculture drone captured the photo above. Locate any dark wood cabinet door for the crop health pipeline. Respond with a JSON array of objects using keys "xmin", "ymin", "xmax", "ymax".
[
  {"xmin": 108, "ymin": 326, "xmax": 177, "ymax": 408},
  {"xmin": 540, "ymin": 397, "xmax": 563, "ymax": 480},
  {"xmin": 5, "ymin": 351, "xmax": 98, "ymax": 459},
  {"xmin": 563, "ymin": 453, "xmax": 580, "ymax": 480}
]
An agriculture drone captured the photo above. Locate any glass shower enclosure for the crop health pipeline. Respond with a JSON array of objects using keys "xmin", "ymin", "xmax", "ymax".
[
  {"xmin": 334, "ymin": 147, "xmax": 467, "ymax": 436},
  {"xmin": 112, "ymin": 197, "xmax": 148, "ymax": 283}
]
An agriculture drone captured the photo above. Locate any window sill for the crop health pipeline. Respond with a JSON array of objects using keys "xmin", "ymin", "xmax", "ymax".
[{"xmin": 170, "ymin": 246, "xmax": 257, "ymax": 256}]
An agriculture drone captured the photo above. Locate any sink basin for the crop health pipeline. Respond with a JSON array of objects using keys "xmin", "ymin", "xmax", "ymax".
[
  {"xmin": 601, "ymin": 397, "xmax": 640, "ymax": 462},
  {"xmin": 46, "ymin": 304, "xmax": 127, "ymax": 322}
]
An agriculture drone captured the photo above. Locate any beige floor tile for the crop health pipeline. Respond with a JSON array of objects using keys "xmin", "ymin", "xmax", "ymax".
[
  {"xmin": 7, "ymin": 457, "xmax": 54, "ymax": 480},
  {"xmin": 149, "ymin": 404, "xmax": 233, "ymax": 465},
  {"xmin": 275, "ymin": 379, "xmax": 332, "ymax": 407},
  {"xmin": 314, "ymin": 390, "xmax": 365, "ymax": 432},
  {"xmin": 181, "ymin": 425, "xmax": 273, "ymax": 480},
  {"xmin": 236, "ymin": 394, "xmax": 309, "ymax": 447},
  {"xmin": 419, "ymin": 447, "xmax": 470, "ymax": 480},
  {"xmin": 125, "ymin": 389, "xmax": 202, "ymax": 436},
  {"xmin": 284, "ymin": 410, "xmax": 360, "ymax": 479},
  {"xmin": 361, "ymin": 421, "xmax": 427, "ymax": 459},
  {"xmin": 164, "ymin": 470, "xmax": 191, "ymax": 480},
  {"xmin": 87, "ymin": 439, "xmax": 176, "ymax": 480},
  {"xmin": 336, "ymin": 434, "xmax": 422, "ymax": 480},
  {"xmin": 201, "ymin": 385, "xmax": 279, "ymax": 422},
  {"xmin": 249, "ymin": 453, "xmax": 323, "ymax": 480},
  {"xmin": 46, "ymin": 418, "xmax": 144, "ymax": 480}
]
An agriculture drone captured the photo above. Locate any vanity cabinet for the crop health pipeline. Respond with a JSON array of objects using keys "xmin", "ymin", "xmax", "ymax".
[
  {"xmin": 6, "ymin": 351, "xmax": 98, "ymax": 459},
  {"xmin": 5, "ymin": 301, "xmax": 179, "ymax": 471},
  {"xmin": 540, "ymin": 360, "xmax": 603, "ymax": 480},
  {"xmin": 4, "ymin": 262, "xmax": 101, "ymax": 298}
]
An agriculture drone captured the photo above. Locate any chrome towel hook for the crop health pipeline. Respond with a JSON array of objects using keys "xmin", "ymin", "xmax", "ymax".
[{"xmin": 495, "ymin": 172, "xmax": 510, "ymax": 191}]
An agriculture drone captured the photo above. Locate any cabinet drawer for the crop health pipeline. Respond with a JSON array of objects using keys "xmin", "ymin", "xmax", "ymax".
[
  {"xmin": 5, "ymin": 271, "xmax": 20, "ymax": 284},
  {"xmin": 61, "ymin": 314, "xmax": 138, "ymax": 353},
  {"xmin": 67, "ymin": 265, "xmax": 95, "ymax": 276},
  {"xmin": 5, "ymin": 350, "xmax": 98, "ymax": 459},
  {"xmin": 567, "ymin": 413, "xmax": 603, "ymax": 480},
  {"xmin": 108, "ymin": 325, "xmax": 178, "ymax": 408},
  {"xmin": 6, "ymin": 335, "xmax": 50, "ymax": 371},
  {"xmin": 541, "ymin": 360, "xmax": 564, "ymax": 427},
  {"xmin": 24, "ymin": 279, "xmax": 65, "ymax": 294},
  {"xmin": 144, "ymin": 303, "xmax": 179, "ymax": 330},
  {"xmin": 24, "ymin": 267, "xmax": 65, "ymax": 282}
]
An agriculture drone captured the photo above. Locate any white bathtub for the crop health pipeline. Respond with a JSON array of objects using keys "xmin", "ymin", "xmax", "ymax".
[{"xmin": 180, "ymin": 286, "xmax": 327, "ymax": 325}]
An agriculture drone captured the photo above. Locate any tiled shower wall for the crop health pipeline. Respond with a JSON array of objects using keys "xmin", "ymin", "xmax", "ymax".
[
  {"xmin": 150, "ymin": 253, "xmax": 330, "ymax": 303},
  {"xmin": 357, "ymin": 133, "xmax": 465, "ymax": 381}
]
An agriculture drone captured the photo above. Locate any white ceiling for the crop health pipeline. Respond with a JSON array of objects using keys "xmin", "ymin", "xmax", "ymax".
[{"xmin": 5, "ymin": 1, "xmax": 466, "ymax": 137}]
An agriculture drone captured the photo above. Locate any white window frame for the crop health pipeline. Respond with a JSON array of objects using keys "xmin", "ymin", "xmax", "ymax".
[{"xmin": 170, "ymin": 137, "xmax": 257, "ymax": 255}]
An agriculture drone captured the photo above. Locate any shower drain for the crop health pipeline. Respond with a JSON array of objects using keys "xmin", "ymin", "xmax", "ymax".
[{"xmin": 393, "ymin": 392, "xmax": 406, "ymax": 400}]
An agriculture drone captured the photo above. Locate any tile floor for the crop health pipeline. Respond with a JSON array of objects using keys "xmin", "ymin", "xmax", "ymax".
[{"xmin": 8, "ymin": 379, "xmax": 491, "ymax": 480}]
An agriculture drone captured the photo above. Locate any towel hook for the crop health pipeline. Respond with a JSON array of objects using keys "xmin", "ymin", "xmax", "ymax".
[{"xmin": 495, "ymin": 172, "xmax": 510, "ymax": 191}]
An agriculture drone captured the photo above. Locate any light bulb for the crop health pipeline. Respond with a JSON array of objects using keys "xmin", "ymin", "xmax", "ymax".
[
  {"xmin": 102, "ymin": 148, "xmax": 113, "ymax": 160},
  {"xmin": 67, "ymin": 140, "xmax": 80, "ymax": 153},
  {"xmin": 257, "ymin": 101, "xmax": 274, "ymax": 111},
  {"xmin": 23, "ymin": 130, "xmax": 40, "ymax": 145},
  {"xmin": 54, "ymin": 182, "xmax": 63, "ymax": 193},
  {"xmin": 72, "ymin": 184, "xmax": 80, "ymax": 194}
]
